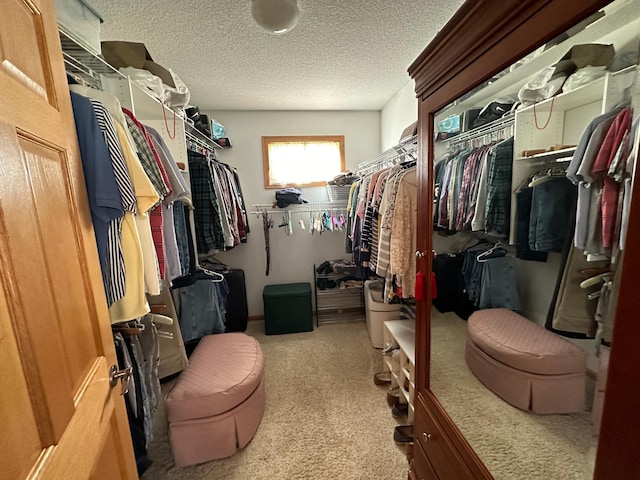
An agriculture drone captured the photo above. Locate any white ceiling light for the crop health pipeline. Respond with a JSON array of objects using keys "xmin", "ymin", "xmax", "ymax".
[{"xmin": 251, "ymin": 0, "xmax": 299, "ymax": 35}]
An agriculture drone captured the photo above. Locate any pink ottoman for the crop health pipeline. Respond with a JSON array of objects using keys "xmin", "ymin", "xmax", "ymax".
[
  {"xmin": 466, "ymin": 309, "xmax": 587, "ymax": 414},
  {"xmin": 165, "ymin": 333, "xmax": 265, "ymax": 466}
]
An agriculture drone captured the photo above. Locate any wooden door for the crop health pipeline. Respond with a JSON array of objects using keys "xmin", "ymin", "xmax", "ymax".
[{"xmin": 0, "ymin": 1, "xmax": 138, "ymax": 479}]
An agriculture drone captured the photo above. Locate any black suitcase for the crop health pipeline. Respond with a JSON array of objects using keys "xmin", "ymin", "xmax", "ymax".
[{"xmin": 224, "ymin": 269, "xmax": 248, "ymax": 331}]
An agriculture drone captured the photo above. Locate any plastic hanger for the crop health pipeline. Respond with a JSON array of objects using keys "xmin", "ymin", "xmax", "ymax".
[
  {"xmin": 147, "ymin": 313, "xmax": 173, "ymax": 325},
  {"xmin": 476, "ymin": 242, "xmax": 505, "ymax": 263},
  {"xmin": 196, "ymin": 266, "xmax": 225, "ymax": 282},
  {"xmin": 112, "ymin": 320, "xmax": 145, "ymax": 335},
  {"xmin": 579, "ymin": 272, "xmax": 612, "ymax": 289},
  {"xmin": 528, "ymin": 169, "xmax": 566, "ymax": 188}
]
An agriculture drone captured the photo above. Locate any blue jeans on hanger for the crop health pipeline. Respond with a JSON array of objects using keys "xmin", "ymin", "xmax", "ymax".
[
  {"xmin": 529, "ymin": 178, "xmax": 577, "ymax": 252},
  {"xmin": 173, "ymin": 276, "xmax": 229, "ymax": 342}
]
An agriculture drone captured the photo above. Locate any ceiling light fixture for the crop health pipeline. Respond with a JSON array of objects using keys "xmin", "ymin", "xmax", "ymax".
[{"xmin": 251, "ymin": 0, "xmax": 299, "ymax": 35}]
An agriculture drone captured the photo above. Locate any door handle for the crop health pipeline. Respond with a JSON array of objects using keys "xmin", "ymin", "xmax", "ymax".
[{"xmin": 109, "ymin": 365, "xmax": 133, "ymax": 395}]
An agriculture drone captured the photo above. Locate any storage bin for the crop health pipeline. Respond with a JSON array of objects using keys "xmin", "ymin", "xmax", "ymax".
[
  {"xmin": 55, "ymin": 0, "xmax": 103, "ymax": 55},
  {"xmin": 263, "ymin": 283, "xmax": 313, "ymax": 335},
  {"xmin": 364, "ymin": 280, "xmax": 403, "ymax": 348}
]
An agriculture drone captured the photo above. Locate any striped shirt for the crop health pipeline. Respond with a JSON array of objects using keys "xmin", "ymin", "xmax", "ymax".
[
  {"xmin": 69, "ymin": 92, "xmax": 123, "ymax": 306},
  {"xmin": 90, "ymin": 99, "xmax": 138, "ymax": 306}
]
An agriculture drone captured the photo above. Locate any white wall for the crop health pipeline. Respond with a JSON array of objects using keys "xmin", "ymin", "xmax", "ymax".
[
  {"xmin": 380, "ymin": 80, "xmax": 418, "ymax": 151},
  {"xmin": 202, "ymin": 110, "xmax": 380, "ymax": 316}
]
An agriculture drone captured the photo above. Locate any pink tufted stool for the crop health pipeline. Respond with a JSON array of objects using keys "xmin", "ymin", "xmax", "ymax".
[
  {"xmin": 465, "ymin": 309, "xmax": 587, "ymax": 415},
  {"xmin": 165, "ymin": 333, "xmax": 265, "ymax": 466}
]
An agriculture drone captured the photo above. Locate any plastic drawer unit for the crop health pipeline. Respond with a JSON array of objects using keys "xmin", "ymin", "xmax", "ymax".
[
  {"xmin": 263, "ymin": 283, "xmax": 313, "ymax": 335},
  {"xmin": 364, "ymin": 280, "xmax": 403, "ymax": 348}
]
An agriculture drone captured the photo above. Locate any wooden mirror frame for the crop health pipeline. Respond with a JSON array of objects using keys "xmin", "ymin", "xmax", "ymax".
[{"xmin": 408, "ymin": 0, "xmax": 640, "ymax": 477}]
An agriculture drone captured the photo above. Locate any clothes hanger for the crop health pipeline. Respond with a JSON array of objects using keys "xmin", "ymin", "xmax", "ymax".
[
  {"xmin": 146, "ymin": 313, "xmax": 173, "ymax": 326},
  {"xmin": 112, "ymin": 320, "xmax": 145, "ymax": 335},
  {"xmin": 528, "ymin": 169, "xmax": 567, "ymax": 188},
  {"xmin": 196, "ymin": 266, "xmax": 225, "ymax": 282},
  {"xmin": 476, "ymin": 242, "xmax": 506, "ymax": 263},
  {"xmin": 579, "ymin": 272, "xmax": 612, "ymax": 289}
]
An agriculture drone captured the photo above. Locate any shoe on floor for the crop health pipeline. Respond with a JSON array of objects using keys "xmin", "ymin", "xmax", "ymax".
[
  {"xmin": 373, "ymin": 371, "xmax": 392, "ymax": 385},
  {"xmin": 391, "ymin": 402, "xmax": 408, "ymax": 417},
  {"xmin": 386, "ymin": 387, "xmax": 400, "ymax": 407},
  {"xmin": 394, "ymin": 425, "xmax": 414, "ymax": 444},
  {"xmin": 382, "ymin": 344, "xmax": 399, "ymax": 356}
]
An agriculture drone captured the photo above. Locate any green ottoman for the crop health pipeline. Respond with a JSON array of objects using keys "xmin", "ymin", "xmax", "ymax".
[{"xmin": 263, "ymin": 283, "xmax": 313, "ymax": 335}]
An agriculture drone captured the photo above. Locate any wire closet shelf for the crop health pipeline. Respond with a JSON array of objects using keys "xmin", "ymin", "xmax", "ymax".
[
  {"xmin": 250, "ymin": 202, "xmax": 348, "ymax": 215},
  {"xmin": 59, "ymin": 29, "xmax": 223, "ymax": 154},
  {"xmin": 446, "ymin": 115, "xmax": 515, "ymax": 150},
  {"xmin": 356, "ymin": 134, "xmax": 418, "ymax": 176}
]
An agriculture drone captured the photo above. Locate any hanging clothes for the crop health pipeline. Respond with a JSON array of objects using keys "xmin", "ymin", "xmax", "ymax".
[
  {"xmin": 461, "ymin": 242, "xmax": 521, "ymax": 311},
  {"xmin": 389, "ymin": 167, "xmax": 418, "ymax": 300},
  {"xmin": 123, "ymin": 109, "xmax": 171, "ymax": 281},
  {"xmin": 432, "ymin": 137, "xmax": 514, "ymax": 236},
  {"xmin": 69, "ymin": 91, "xmax": 124, "ymax": 305},
  {"xmin": 528, "ymin": 176, "xmax": 577, "ymax": 252},
  {"xmin": 484, "ymin": 137, "xmax": 514, "ymax": 236},
  {"xmin": 567, "ymin": 105, "xmax": 628, "ymax": 253},
  {"xmin": 90, "ymin": 98, "xmax": 151, "ymax": 322},
  {"xmin": 188, "ymin": 150, "xmax": 226, "ymax": 254},
  {"xmin": 113, "ymin": 333, "xmax": 151, "ymax": 476},
  {"xmin": 514, "ymin": 186, "xmax": 548, "ymax": 262},
  {"xmin": 590, "ymin": 107, "xmax": 631, "ymax": 249},
  {"xmin": 172, "ymin": 270, "xmax": 229, "ymax": 342}
]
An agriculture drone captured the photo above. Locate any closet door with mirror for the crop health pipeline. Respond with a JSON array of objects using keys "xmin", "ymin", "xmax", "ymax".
[{"xmin": 408, "ymin": 0, "xmax": 640, "ymax": 479}]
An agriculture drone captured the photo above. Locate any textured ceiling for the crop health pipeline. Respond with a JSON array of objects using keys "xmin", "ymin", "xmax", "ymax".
[{"xmin": 88, "ymin": 0, "xmax": 464, "ymax": 110}]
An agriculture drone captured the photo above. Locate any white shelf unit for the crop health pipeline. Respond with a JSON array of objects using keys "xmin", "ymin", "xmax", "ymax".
[
  {"xmin": 59, "ymin": 28, "xmax": 227, "ymax": 174},
  {"xmin": 433, "ymin": 2, "xmax": 640, "ymax": 123},
  {"xmin": 509, "ymin": 67, "xmax": 637, "ymax": 245},
  {"xmin": 383, "ymin": 319, "xmax": 416, "ymax": 423},
  {"xmin": 101, "ymin": 75, "xmax": 189, "ymax": 170}
]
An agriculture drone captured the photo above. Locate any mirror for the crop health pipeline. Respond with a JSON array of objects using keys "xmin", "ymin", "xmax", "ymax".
[{"xmin": 426, "ymin": 0, "xmax": 640, "ymax": 477}]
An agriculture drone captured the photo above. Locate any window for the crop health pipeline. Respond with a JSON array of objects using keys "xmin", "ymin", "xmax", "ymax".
[{"xmin": 262, "ymin": 135, "xmax": 345, "ymax": 189}]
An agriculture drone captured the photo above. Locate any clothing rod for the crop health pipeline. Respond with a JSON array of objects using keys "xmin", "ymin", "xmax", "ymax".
[
  {"xmin": 447, "ymin": 115, "xmax": 515, "ymax": 146},
  {"xmin": 251, "ymin": 202, "xmax": 348, "ymax": 214},
  {"xmin": 186, "ymin": 131, "xmax": 218, "ymax": 156},
  {"xmin": 185, "ymin": 124, "xmax": 223, "ymax": 150},
  {"xmin": 356, "ymin": 134, "xmax": 418, "ymax": 175}
]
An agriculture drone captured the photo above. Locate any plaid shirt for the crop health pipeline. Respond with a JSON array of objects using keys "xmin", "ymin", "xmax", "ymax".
[
  {"xmin": 456, "ymin": 149, "xmax": 483, "ymax": 230},
  {"xmin": 123, "ymin": 109, "xmax": 169, "ymax": 200},
  {"xmin": 485, "ymin": 137, "xmax": 514, "ymax": 235},
  {"xmin": 591, "ymin": 107, "xmax": 631, "ymax": 248},
  {"xmin": 189, "ymin": 151, "xmax": 225, "ymax": 253}
]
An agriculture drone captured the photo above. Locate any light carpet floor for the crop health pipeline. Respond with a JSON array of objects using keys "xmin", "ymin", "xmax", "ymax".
[
  {"xmin": 431, "ymin": 310, "xmax": 598, "ymax": 480},
  {"xmin": 141, "ymin": 319, "xmax": 410, "ymax": 480}
]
